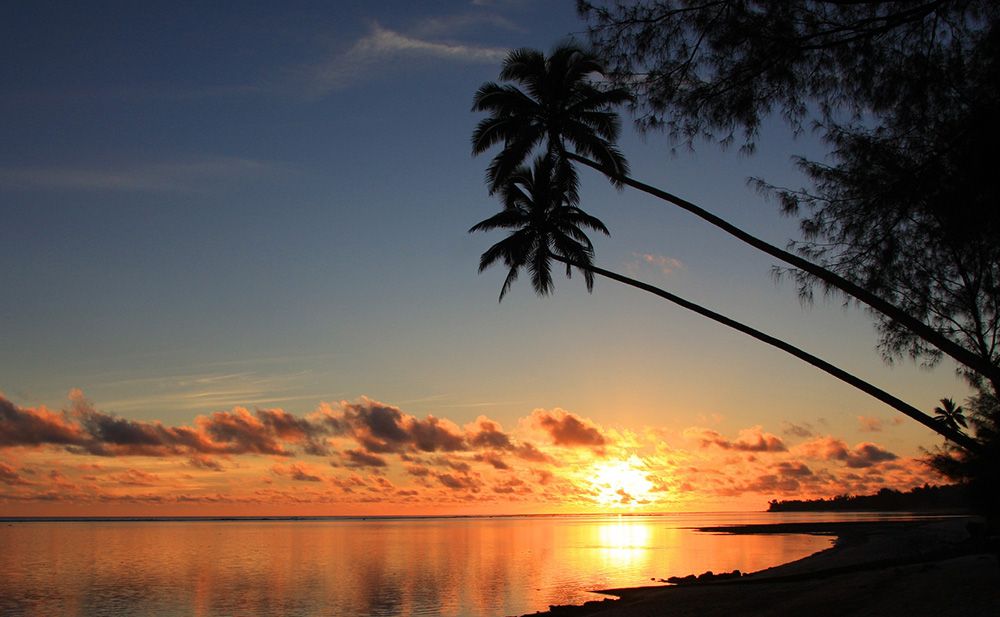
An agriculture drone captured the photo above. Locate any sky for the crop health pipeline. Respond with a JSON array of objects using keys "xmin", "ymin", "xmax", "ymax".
[{"xmin": 0, "ymin": 1, "xmax": 972, "ymax": 516}]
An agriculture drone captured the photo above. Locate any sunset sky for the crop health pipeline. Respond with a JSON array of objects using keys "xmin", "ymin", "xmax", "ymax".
[{"xmin": 1, "ymin": 1, "xmax": 971, "ymax": 516}]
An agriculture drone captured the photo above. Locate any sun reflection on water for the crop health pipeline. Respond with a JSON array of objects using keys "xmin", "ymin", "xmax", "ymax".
[{"xmin": 593, "ymin": 517, "xmax": 653, "ymax": 565}]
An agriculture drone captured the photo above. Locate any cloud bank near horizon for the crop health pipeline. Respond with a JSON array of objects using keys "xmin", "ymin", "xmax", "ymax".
[{"xmin": 0, "ymin": 391, "xmax": 936, "ymax": 513}]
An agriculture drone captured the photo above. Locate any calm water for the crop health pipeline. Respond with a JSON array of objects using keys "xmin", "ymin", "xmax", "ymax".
[{"xmin": 0, "ymin": 512, "xmax": 917, "ymax": 617}]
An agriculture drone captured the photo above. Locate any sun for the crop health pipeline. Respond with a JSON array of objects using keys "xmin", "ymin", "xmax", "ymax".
[{"xmin": 589, "ymin": 455, "xmax": 655, "ymax": 508}]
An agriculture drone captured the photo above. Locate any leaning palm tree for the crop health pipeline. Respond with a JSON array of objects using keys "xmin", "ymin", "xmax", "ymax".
[
  {"xmin": 933, "ymin": 398, "xmax": 968, "ymax": 433},
  {"xmin": 471, "ymin": 43, "xmax": 632, "ymax": 194},
  {"xmin": 470, "ymin": 166, "xmax": 980, "ymax": 453},
  {"xmin": 472, "ymin": 45, "xmax": 1000, "ymax": 393},
  {"xmin": 470, "ymin": 155, "xmax": 608, "ymax": 301}
]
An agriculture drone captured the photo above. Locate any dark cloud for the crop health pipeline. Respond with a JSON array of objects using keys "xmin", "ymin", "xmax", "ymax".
[
  {"xmin": 433, "ymin": 456, "xmax": 471, "ymax": 473},
  {"xmin": 797, "ymin": 437, "xmax": 898, "ymax": 468},
  {"xmin": 531, "ymin": 409, "xmax": 607, "ymax": 447},
  {"xmin": 329, "ymin": 399, "xmax": 467, "ymax": 454},
  {"xmin": 747, "ymin": 474, "xmax": 801, "ymax": 494},
  {"xmin": 513, "ymin": 442, "xmax": 554, "ymax": 463},
  {"xmin": 272, "ymin": 462, "xmax": 323, "ymax": 482},
  {"xmin": 188, "ymin": 455, "xmax": 224, "ymax": 471},
  {"xmin": 685, "ymin": 426, "xmax": 786, "ymax": 452},
  {"xmin": 343, "ymin": 449, "xmax": 388, "ymax": 468},
  {"xmin": 1, "ymin": 394, "xmax": 328, "ymax": 458},
  {"xmin": 198, "ymin": 408, "xmax": 290, "ymax": 456},
  {"xmin": 409, "ymin": 416, "xmax": 465, "ymax": 452},
  {"xmin": 405, "ymin": 464, "xmax": 430, "ymax": 477},
  {"xmin": 846, "ymin": 443, "xmax": 898, "ymax": 468},
  {"xmin": 258, "ymin": 408, "xmax": 330, "ymax": 454},
  {"xmin": 467, "ymin": 416, "xmax": 512, "ymax": 449},
  {"xmin": 773, "ymin": 461, "xmax": 814, "ymax": 477},
  {"xmin": 781, "ymin": 421, "xmax": 814, "ymax": 438},
  {"xmin": 436, "ymin": 473, "xmax": 481, "ymax": 492},
  {"xmin": 474, "ymin": 451, "xmax": 510, "ymax": 470},
  {"xmin": 0, "ymin": 396, "xmax": 88, "ymax": 447}
]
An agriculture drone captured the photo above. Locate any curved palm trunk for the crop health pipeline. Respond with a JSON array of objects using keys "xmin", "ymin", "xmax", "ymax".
[
  {"xmin": 566, "ymin": 152, "xmax": 1000, "ymax": 393},
  {"xmin": 549, "ymin": 253, "xmax": 981, "ymax": 453}
]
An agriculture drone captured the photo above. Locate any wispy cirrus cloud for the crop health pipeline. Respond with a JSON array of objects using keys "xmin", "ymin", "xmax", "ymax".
[
  {"xmin": 302, "ymin": 22, "xmax": 508, "ymax": 94},
  {"xmin": 0, "ymin": 156, "xmax": 283, "ymax": 193}
]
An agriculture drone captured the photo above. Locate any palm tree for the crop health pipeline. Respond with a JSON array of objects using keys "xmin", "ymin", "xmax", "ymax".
[
  {"xmin": 933, "ymin": 398, "xmax": 968, "ymax": 433},
  {"xmin": 472, "ymin": 45, "xmax": 1000, "ymax": 393},
  {"xmin": 469, "ymin": 155, "xmax": 608, "ymax": 301},
  {"xmin": 469, "ymin": 169, "xmax": 981, "ymax": 453},
  {"xmin": 471, "ymin": 44, "xmax": 632, "ymax": 194}
]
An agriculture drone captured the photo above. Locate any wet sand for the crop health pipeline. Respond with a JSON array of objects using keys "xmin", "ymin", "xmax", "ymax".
[{"xmin": 523, "ymin": 517, "xmax": 1000, "ymax": 617}]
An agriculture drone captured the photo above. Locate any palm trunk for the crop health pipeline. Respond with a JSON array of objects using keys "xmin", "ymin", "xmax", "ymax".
[
  {"xmin": 549, "ymin": 253, "xmax": 981, "ymax": 453},
  {"xmin": 566, "ymin": 152, "xmax": 1000, "ymax": 392}
]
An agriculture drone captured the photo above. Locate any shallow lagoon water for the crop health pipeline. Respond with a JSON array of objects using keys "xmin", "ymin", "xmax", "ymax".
[{"xmin": 1, "ymin": 512, "xmax": 920, "ymax": 617}]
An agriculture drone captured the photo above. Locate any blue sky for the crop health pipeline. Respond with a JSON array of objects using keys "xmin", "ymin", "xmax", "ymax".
[{"xmin": 1, "ymin": 0, "xmax": 970, "ymax": 465}]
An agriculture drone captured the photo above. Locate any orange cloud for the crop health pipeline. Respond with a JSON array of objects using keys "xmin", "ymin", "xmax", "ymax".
[
  {"xmin": 683, "ymin": 425, "xmax": 786, "ymax": 452},
  {"xmin": 530, "ymin": 409, "xmax": 607, "ymax": 448},
  {"xmin": 795, "ymin": 436, "xmax": 898, "ymax": 468},
  {"xmin": 1, "ymin": 392, "xmax": 940, "ymax": 516}
]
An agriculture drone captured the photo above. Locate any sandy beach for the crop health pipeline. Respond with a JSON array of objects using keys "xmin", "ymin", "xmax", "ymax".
[{"xmin": 525, "ymin": 517, "xmax": 1000, "ymax": 617}]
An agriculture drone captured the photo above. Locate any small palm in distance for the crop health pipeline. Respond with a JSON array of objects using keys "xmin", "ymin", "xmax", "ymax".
[
  {"xmin": 469, "ymin": 155, "xmax": 608, "ymax": 301},
  {"xmin": 933, "ymin": 398, "xmax": 968, "ymax": 433}
]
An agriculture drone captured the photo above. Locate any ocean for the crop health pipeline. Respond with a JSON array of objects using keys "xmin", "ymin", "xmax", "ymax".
[{"xmin": 0, "ymin": 512, "xmax": 921, "ymax": 616}]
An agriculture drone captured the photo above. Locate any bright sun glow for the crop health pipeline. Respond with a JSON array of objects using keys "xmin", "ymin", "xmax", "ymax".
[{"xmin": 589, "ymin": 455, "xmax": 655, "ymax": 508}]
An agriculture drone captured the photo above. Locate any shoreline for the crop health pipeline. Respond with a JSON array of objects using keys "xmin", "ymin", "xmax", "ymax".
[{"xmin": 524, "ymin": 516, "xmax": 999, "ymax": 616}]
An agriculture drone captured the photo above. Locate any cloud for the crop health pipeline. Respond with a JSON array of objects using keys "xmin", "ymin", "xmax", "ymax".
[
  {"xmin": 684, "ymin": 426, "xmax": 787, "ymax": 452},
  {"xmin": 343, "ymin": 449, "xmax": 388, "ymax": 468},
  {"xmin": 0, "ymin": 397, "xmax": 88, "ymax": 447},
  {"xmin": 847, "ymin": 443, "xmax": 899, "ymax": 468},
  {"xmin": 474, "ymin": 451, "xmax": 510, "ymax": 470},
  {"xmin": 781, "ymin": 421, "xmax": 814, "ymax": 438},
  {"xmin": 303, "ymin": 22, "xmax": 507, "ymax": 93},
  {"xmin": 1, "ymin": 393, "xmax": 329, "ymax": 457},
  {"xmin": 272, "ymin": 462, "xmax": 324, "ymax": 482},
  {"xmin": 0, "ymin": 157, "xmax": 280, "ymax": 193},
  {"xmin": 436, "ymin": 473, "xmax": 481, "ymax": 492},
  {"xmin": 629, "ymin": 253, "xmax": 686, "ymax": 277},
  {"xmin": 857, "ymin": 416, "xmax": 883, "ymax": 432},
  {"xmin": 772, "ymin": 461, "xmax": 814, "ymax": 477},
  {"xmin": 513, "ymin": 442, "xmax": 554, "ymax": 463},
  {"xmin": 0, "ymin": 461, "xmax": 32, "ymax": 486},
  {"xmin": 325, "ymin": 398, "xmax": 467, "ymax": 454},
  {"xmin": 466, "ymin": 416, "xmax": 513, "ymax": 449},
  {"xmin": 530, "ymin": 409, "xmax": 608, "ymax": 448},
  {"xmin": 3, "ymin": 392, "xmax": 928, "ymax": 511},
  {"xmin": 188, "ymin": 455, "xmax": 223, "ymax": 471},
  {"xmin": 110, "ymin": 469, "xmax": 160, "ymax": 486},
  {"xmin": 796, "ymin": 436, "xmax": 898, "ymax": 468}
]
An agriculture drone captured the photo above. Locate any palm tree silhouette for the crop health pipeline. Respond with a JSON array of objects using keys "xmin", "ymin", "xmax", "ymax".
[
  {"xmin": 470, "ymin": 163, "xmax": 980, "ymax": 453},
  {"xmin": 471, "ymin": 45, "xmax": 1000, "ymax": 392},
  {"xmin": 469, "ymin": 155, "xmax": 608, "ymax": 301},
  {"xmin": 933, "ymin": 398, "xmax": 968, "ymax": 433},
  {"xmin": 471, "ymin": 44, "xmax": 631, "ymax": 194}
]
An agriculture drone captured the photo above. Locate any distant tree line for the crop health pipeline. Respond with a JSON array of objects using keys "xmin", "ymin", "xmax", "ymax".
[{"xmin": 767, "ymin": 484, "xmax": 970, "ymax": 512}]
